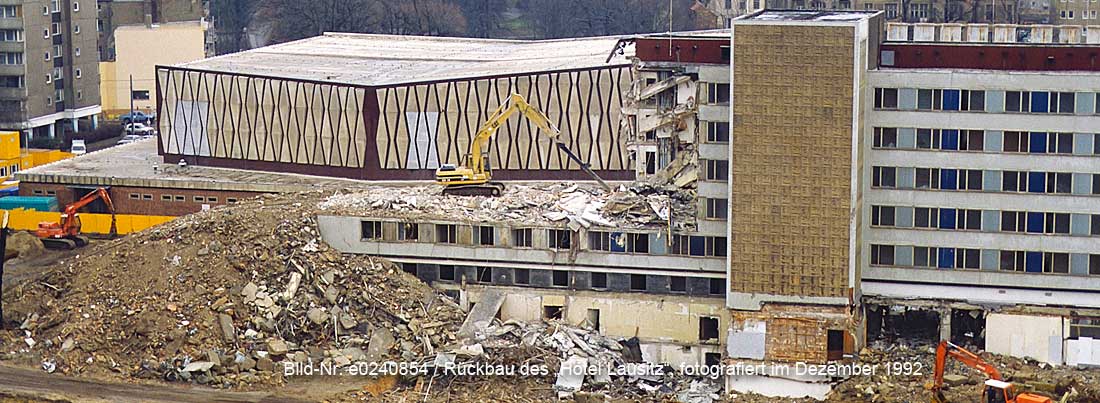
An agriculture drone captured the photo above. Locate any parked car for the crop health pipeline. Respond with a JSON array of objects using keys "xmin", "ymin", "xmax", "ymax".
[
  {"xmin": 120, "ymin": 111, "xmax": 155, "ymax": 124},
  {"xmin": 121, "ymin": 123, "xmax": 156, "ymax": 136},
  {"xmin": 117, "ymin": 134, "xmax": 143, "ymax": 145},
  {"xmin": 71, "ymin": 139, "xmax": 87, "ymax": 156}
]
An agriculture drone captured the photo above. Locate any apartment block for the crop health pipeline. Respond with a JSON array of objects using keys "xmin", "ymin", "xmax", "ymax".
[
  {"xmin": 0, "ymin": 0, "xmax": 101, "ymax": 142},
  {"xmin": 96, "ymin": 0, "xmax": 208, "ymax": 61}
]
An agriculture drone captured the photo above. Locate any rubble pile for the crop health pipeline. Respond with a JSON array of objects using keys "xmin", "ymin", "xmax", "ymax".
[
  {"xmin": 319, "ymin": 183, "xmax": 696, "ymax": 231},
  {"xmin": 0, "ymin": 191, "xmax": 465, "ymax": 387}
]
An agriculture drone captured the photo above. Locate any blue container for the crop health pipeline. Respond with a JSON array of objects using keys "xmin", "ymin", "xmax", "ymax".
[{"xmin": 0, "ymin": 196, "xmax": 59, "ymax": 212}]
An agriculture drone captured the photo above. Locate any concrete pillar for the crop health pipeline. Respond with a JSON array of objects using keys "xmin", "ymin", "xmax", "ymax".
[
  {"xmin": 22, "ymin": 130, "xmax": 31, "ymax": 147},
  {"xmin": 92, "ymin": 115, "xmax": 98, "ymax": 129},
  {"xmin": 939, "ymin": 309, "xmax": 952, "ymax": 342},
  {"xmin": 71, "ymin": 118, "xmax": 78, "ymax": 132},
  {"xmin": 47, "ymin": 123, "xmax": 55, "ymax": 139}
]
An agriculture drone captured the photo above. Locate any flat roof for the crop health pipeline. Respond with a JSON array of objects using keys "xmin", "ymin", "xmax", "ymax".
[
  {"xmin": 172, "ymin": 33, "xmax": 631, "ymax": 87},
  {"xmin": 15, "ymin": 139, "xmax": 373, "ymax": 193},
  {"xmin": 736, "ymin": 10, "xmax": 878, "ymax": 22}
]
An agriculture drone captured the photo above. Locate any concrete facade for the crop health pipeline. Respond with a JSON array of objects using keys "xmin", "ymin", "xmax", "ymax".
[
  {"xmin": 99, "ymin": 21, "xmax": 205, "ymax": 118},
  {"xmin": 96, "ymin": 0, "xmax": 208, "ymax": 61}
]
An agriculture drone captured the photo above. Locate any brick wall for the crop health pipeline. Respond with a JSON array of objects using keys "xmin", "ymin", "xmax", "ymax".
[{"xmin": 19, "ymin": 182, "xmax": 265, "ymax": 216}]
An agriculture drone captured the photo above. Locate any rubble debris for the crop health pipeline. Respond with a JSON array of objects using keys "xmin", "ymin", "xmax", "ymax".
[{"xmin": 319, "ymin": 183, "xmax": 696, "ymax": 231}]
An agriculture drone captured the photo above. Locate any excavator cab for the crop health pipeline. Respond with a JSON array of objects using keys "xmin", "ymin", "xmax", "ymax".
[{"xmin": 983, "ymin": 380, "xmax": 1013, "ymax": 403}]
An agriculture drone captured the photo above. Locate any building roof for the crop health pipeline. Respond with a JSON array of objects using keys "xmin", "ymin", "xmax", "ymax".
[
  {"xmin": 16, "ymin": 140, "xmax": 373, "ymax": 193},
  {"xmin": 735, "ymin": 10, "xmax": 879, "ymax": 23},
  {"xmin": 172, "ymin": 33, "xmax": 631, "ymax": 87}
]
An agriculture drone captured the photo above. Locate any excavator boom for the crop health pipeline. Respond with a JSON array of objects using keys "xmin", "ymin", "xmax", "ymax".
[
  {"xmin": 436, "ymin": 93, "xmax": 611, "ymax": 196},
  {"xmin": 930, "ymin": 340, "xmax": 1052, "ymax": 403},
  {"xmin": 35, "ymin": 187, "xmax": 117, "ymax": 249}
]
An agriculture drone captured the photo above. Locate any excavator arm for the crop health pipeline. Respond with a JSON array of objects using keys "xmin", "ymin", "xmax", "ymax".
[
  {"xmin": 931, "ymin": 340, "xmax": 1004, "ymax": 403},
  {"xmin": 441, "ymin": 93, "xmax": 611, "ymax": 194},
  {"xmin": 61, "ymin": 188, "xmax": 117, "ymax": 236}
]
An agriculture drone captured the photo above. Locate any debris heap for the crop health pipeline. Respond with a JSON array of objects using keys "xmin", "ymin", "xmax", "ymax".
[{"xmin": 0, "ymin": 192, "xmax": 464, "ymax": 387}]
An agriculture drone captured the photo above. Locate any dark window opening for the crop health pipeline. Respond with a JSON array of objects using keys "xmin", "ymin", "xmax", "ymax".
[
  {"xmin": 543, "ymin": 305, "xmax": 563, "ymax": 320},
  {"xmin": 476, "ymin": 225, "xmax": 494, "ymax": 245},
  {"xmin": 360, "ymin": 221, "xmax": 382, "ymax": 240},
  {"xmin": 586, "ymin": 308, "xmax": 600, "ymax": 331},
  {"xmin": 514, "ymin": 268, "xmax": 530, "ymax": 285},
  {"xmin": 512, "ymin": 228, "xmax": 532, "ymax": 247},
  {"xmin": 827, "ymin": 330, "xmax": 845, "ymax": 361},
  {"xmin": 439, "ymin": 265, "xmax": 456, "ymax": 281},
  {"xmin": 699, "ymin": 317, "xmax": 719, "ymax": 341},
  {"xmin": 591, "ymin": 272, "xmax": 607, "ymax": 289},
  {"xmin": 552, "ymin": 270, "xmax": 569, "ymax": 287},
  {"xmin": 477, "ymin": 267, "xmax": 492, "ymax": 283},
  {"xmin": 630, "ymin": 274, "xmax": 646, "ymax": 291},
  {"xmin": 708, "ymin": 278, "xmax": 725, "ymax": 295},
  {"xmin": 401, "ymin": 263, "xmax": 417, "ymax": 275},
  {"xmin": 670, "ymin": 276, "xmax": 686, "ymax": 293},
  {"xmin": 549, "ymin": 229, "xmax": 572, "ymax": 249},
  {"xmin": 705, "ymin": 352, "xmax": 722, "ymax": 366}
]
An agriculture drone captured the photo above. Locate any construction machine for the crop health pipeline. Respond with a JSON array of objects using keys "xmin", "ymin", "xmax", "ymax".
[
  {"xmin": 435, "ymin": 93, "xmax": 611, "ymax": 196},
  {"xmin": 931, "ymin": 340, "xmax": 1053, "ymax": 403},
  {"xmin": 35, "ymin": 187, "xmax": 116, "ymax": 250}
]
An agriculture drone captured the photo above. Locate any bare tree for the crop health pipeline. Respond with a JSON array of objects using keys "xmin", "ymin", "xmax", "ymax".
[
  {"xmin": 210, "ymin": 0, "xmax": 259, "ymax": 55},
  {"xmin": 257, "ymin": 0, "xmax": 468, "ymax": 43}
]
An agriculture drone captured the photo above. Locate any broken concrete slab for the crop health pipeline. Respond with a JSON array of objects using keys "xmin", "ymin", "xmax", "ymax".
[
  {"xmin": 555, "ymin": 355, "xmax": 589, "ymax": 393},
  {"xmin": 217, "ymin": 314, "xmax": 236, "ymax": 343},
  {"xmin": 457, "ymin": 289, "xmax": 506, "ymax": 341}
]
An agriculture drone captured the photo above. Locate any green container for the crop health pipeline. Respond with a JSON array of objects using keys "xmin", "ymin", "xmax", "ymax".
[{"xmin": 0, "ymin": 196, "xmax": 59, "ymax": 212}]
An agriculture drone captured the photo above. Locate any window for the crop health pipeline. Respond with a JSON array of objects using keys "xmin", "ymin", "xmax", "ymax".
[
  {"xmin": 0, "ymin": 6, "xmax": 17, "ymax": 18},
  {"xmin": 910, "ymin": 3, "xmax": 929, "ymax": 18},
  {"xmin": 916, "ymin": 168, "xmax": 941, "ymax": 189},
  {"xmin": 128, "ymin": 193, "xmax": 139, "ymax": 200},
  {"xmin": 1047, "ymin": 133, "xmax": 1073, "ymax": 154},
  {"xmin": 914, "ymin": 246, "xmax": 938, "ymax": 268},
  {"xmin": 552, "ymin": 270, "xmax": 568, "ymax": 287},
  {"xmin": 543, "ymin": 305, "xmax": 563, "ymax": 320},
  {"xmin": 436, "ymin": 224, "xmax": 457, "ymax": 243},
  {"xmin": 707, "ymin": 83, "xmax": 729, "ymax": 104},
  {"xmin": 1044, "ymin": 212, "xmax": 1071, "ymax": 234},
  {"xmin": 43, "ymin": 51, "xmax": 49, "ymax": 61},
  {"xmin": 0, "ymin": 52, "xmax": 22, "ymax": 65},
  {"xmin": 917, "ymin": 89, "xmax": 943, "ymax": 110},
  {"xmin": 671, "ymin": 235, "xmax": 725, "ymax": 257},
  {"xmin": 871, "ymin": 205, "xmax": 895, "ymax": 227},
  {"xmin": 704, "ymin": 159, "xmax": 728, "ymax": 181},
  {"xmin": 42, "ymin": 6, "xmax": 47, "ymax": 15},
  {"xmin": 1002, "ymin": 171, "xmax": 1029, "ymax": 192},
  {"xmin": 1005, "ymin": 91, "xmax": 1030, "ymax": 112},
  {"xmin": 1092, "ymin": 255, "xmax": 1100, "ymax": 275},
  {"xmin": 439, "ymin": 265, "xmax": 456, "ymax": 281},
  {"xmin": 1095, "ymin": 174, "xmax": 1100, "ymax": 195},
  {"xmin": 871, "ymin": 244, "xmax": 894, "ymax": 266},
  {"xmin": 1000, "ymin": 250, "xmax": 1026, "ymax": 272},
  {"xmin": 73, "ymin": 24, "xmax": 79, "ymax": 34},
  {"xmin": 1070, "ymin": 318, "xmax": 1100, "ymax": 339},
  {"xmin": 706, "ymin": 121, "xmax": 729, "ymax": 143},
  {"xmin": 51, "ymin": 23, "xmax": 60, "ymax": 36},
  {"xmin": 193, "ymin": 196, "xmax": 205, "ymax": 203},
  {"xmin": 475, "ymin": 267, "xmax": 492, "ymax": 283},
  {"xmin": 588, "ymin": 231, "xmax": 612, "ymax": 251},
  {"xmin": 512, "ymin": 228, "xmax": 531, "ymax": 247},
  {"xmin": 957, "ymin": 209, "xmax": 982, "ymax": 231},
  {"xmin": 916, "ymin": 129, "xmax": 940, "ymax": 149},
  {"xmin": 132, "ymin": 90, "xmax": 151, "ymax": 100},
  {"xmin": 915, "ymin": 207, "xmax": 939, "ymax": 229},
  {"xmin": 1001, "ymin": 211, "xmax": 1026, "ymax": 233},
  {"xmin": 1043, "ymin": 252, "xmax": 1070, "ymax": 274},
  {"xmin": 0, "ymin": 76, "xmax": 22, "ymax": 88},
  {"xmin": 42, "ymin": 28, "xmax": 48, "ymax": 39},
  {"xmin": 872, "ymin": 166, "xmax": 896, "ymax": 188},
  {"xmin": 1049, "ymin": 92, "xmax": 1075, "ymax": 113},
  {"xmin": 549, "ymin": 229, "xmax": 571, "ymax": 249},
  {"xmin": 872, "ymin": 127, "xmax": 897, "ymax": 148},
  {"xmin": 588, "ymin": 231, "xmax": 649, "ymax": 253},
  {"xmin": 1002, "ymin": 131, "xmax": 1027, "ymax": 153},
  {"xmin": 884, "ymin": 3, "xmax": 898, "ymax": 18},
  {"xmin": 955, "ymin": 248, "xmax": 981, "ymax": 269},
  {"xmin": 705, "ymin": 198, "xmax": 727, "ymax": 219},
  {"xmin": 959, "ymin": 130, "xmax": 984, "ymax": 151},
  {"xmin": 399, "ymin": 223, "xmax": 418, "ymax": 241},
  {"xmin": 161, "ymin": 194, "xmax": 172, "ymax": 201},
  {"xmin": 142, "ymin": 194, "xmax": 152, "ymax": 200},
  {"xmin": 670, "ymin": 276, "xmax": 686, "ymax": 293},
  {"xmin": 73, "ymin": 1, "xmax": 79, "ymax": 12},
  {"xmin": 874, "ymin": 88, "xmax": 898, "ymax": 109},
  {"xmin": 1093, "ymin": 215, "xmax": 1100, "ymax": 236},
  {"xmin": 1046, "ymin": 172, "xmax": 1071, "ymax": 194},
  {"xmin": 50, "ymin": 0, "xmax": 59, "ymax": 12},
  {"xmin": 174, "ymin": 195, "xmax": 184, "ymax": 202},
  {"xmin": 958, "ymin": 169, "xmax": 983, "ymax": 191},
  {"xmin": 514, "ymin": 268, "xmax": 530, "ymax": 285},
  {"xmin": 709, "ymin": 278, "xmax": 724, "ymax": 295},
  {"xmin": 226, "ymin": 198, "xmax": 238, "ymax": 203},
  {"xmin": 0, "ymin": 30, "xmax": 22, "ymax": 42},
  {"xmin": 591, "ymin": 272, "xmax": 607, "ymax": 289},
  {"xmin": 960, "ymin": 90, "xmax": 984, "ymax": 111},
  {"xmin": 76, "ymin": 90, "xmax": 82, "ymax": 100},
  {"xmin": 699, "ymin": 317, "xmax": 720, "ymax": 341},
  {"xmin": 206, "ymin": 196, "xmax": 217, "ymax": 203},
  {"xmin": 74, "ymin": 47, "xmax": 80, "ymax": 57},
  {"xmin": 360, "ymin": 221, "xmax": 382, "ymax": 240},
  {"xmin": 630, "ymin": 274, "xmax": 646, "ymax": 291},
  {"xmin": 475, "ymin": 225, "xmax": 494, "ymax": 245}
]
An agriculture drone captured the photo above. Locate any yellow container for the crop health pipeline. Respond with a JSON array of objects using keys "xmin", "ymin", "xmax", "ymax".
[{"xmin": 0, "ymin": 132, "xmax": 19, "ymax": 160}]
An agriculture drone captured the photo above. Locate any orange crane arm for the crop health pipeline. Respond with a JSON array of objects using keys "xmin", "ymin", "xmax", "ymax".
[{"xmin": 933, "ymin": 340, "xmax": 1003, "ymax": 391}]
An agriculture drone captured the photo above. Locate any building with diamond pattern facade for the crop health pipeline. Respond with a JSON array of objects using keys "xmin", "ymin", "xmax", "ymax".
[{"xmin": 155, "ymin": 33, "xmax": 634, "ymax": 181}]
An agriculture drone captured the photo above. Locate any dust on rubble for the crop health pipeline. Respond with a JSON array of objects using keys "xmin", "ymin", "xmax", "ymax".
[{"xmin": 0, "ymin": 191, "xmax": 465, "ymax": 390}]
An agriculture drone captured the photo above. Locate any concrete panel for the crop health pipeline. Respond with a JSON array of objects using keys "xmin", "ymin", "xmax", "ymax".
[
  {"xmin": 1071, "ymin": 214, "xmax": 1090, "ymax": 236},
  {"xmin": 983, "ymin": 170, "xmax": 1001, "ymax": 191},
  {"xmin": 1066, "ymin": 338, "xmax": 1100, "ymax": 367},
  {"xmin": 726, "ymin": 320, "xmax": 766, "ymax": 360},
  {"xmin": 1074, "ymin": 133, "xmax": 1094, "ymax": 156},
  {"xmin": 985, "ymin": 90, "xmax": 1005, "ymax": 113},
  {"xmin": 688, "ymin": 277, "xmax": 711, "ymax": 296},
  {"xmin": 986, "ymin": 313, "xmax": 1063, "ymax": 364},
  {"xmin": 898, "ymin": 88, "xmax": 917, "ymax": 110},
  {"xmin": 493, "ymin": 267, "xmax": 514, "ymax": 285},
  {"xmin": 898, "ymin": 127, "xmax": 916, "ymax": 149},
  {"xmin": 898, "ymin": 167, "xmax": 916, "ymax": 189},
  {"xmin": 530, "ymin": 269, "xmax": 553, "ymax": 287},
  {"xmin": 1076, "ymin": 93, "xmax": 1095, "ymax": 115},
  {"xmin": 646, "ymin": 275, "xmax": 671, "ymax": 294},
  {"xmin": 895, "ymin": 245, "xmax": 914, "ymax": 266},
  {"xmin": 417, "ymin": 264, "xmax": 439, "ymax": 282},
  {"xmin": 981, "ymin": 249, "xmax": 998, "ymax": 271},
  {"xmin": 608, "ymin": 273, "xmax": 631, "ymax": 292},
  {"xmin": 1071, "ymin": 253, "xmax": 1089, "ymax": 275},
  {"xmin": 985, "ymin": 130, "xmax": 1003, "ymax": 152},
  {"xmin": 698, "ymin": 143, "xmax": 729, "ymax": 160},
  {"xmin": 896, "ymin": 206, "xmax": 914, "ymax": 227},
  {"xmin": 572, "ymin": 271, "xmax": 591, "ymax": 290},
  {"xmin": 1073, "ymin": 173, "xmax": 1092, "ymax": 195},
  {"xmin": 982, "ymin": 210, "xmax": 1000, "ymax": 232}
]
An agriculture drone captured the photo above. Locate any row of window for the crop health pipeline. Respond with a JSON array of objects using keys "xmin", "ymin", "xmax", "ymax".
[
  {"xmin": 870, "ymin": 244, "xmax": 1100, "ymax": 275},
  {"xmin": 874, "ymin": 88, "xmax": 1100, "ymax": 115},
  {"xmin": 403, "ymin": 263, "xmax": 727, "ymax": 297},
  {"xmin": 127, "ymin": 193, "xmax": 238, "ymax": 204},
  {"xmin": 871, "ymin": 205, "xmax": 1100, "ymax": 236},
  {"xmin": 873, "ymin": 128, "xmax": 1100, "ymax": 155},
  {"xmin": 872, "ymin": 166, "xmax": 1100, "ymax": 195},
  {"xmin": 361, "ymin": 221, "xmax": 727, "ymax": 257}
]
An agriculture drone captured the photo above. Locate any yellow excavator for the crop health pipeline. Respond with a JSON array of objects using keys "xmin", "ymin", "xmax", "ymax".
[{"xmin": 435, "ymin": 93, "xmax": 611, "ymax": 196}]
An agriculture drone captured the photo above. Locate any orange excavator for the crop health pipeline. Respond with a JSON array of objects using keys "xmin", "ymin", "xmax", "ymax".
[
  {"xmin": 931, "ymin": 340, "xmax": 1052, "ymax": 403},
  {"xmin": 35, "ymin": 187, "xmax": 116, "ymax": 249}
]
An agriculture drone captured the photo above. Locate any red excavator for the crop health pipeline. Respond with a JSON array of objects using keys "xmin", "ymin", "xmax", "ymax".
[
  {"xmin": 35, "ymin": 187, "xmax": 116, "ymax": 249},
  {"xmin": 931, "ymin": 340, "xmax": 1052, "ymax": 403}
]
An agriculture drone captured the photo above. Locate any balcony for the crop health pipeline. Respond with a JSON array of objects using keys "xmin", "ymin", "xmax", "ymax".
[
  {"xmin": 0, "ymin": 19, "xmax": 22, "ymax": 30},
  {"xmin": 0, "ymin": 87, "xmax": 24, "ymax": 99},
  {"xmin": 0, "ymin": 42, "xmax": 22, "ymax": 53},
  {"xmin": 0, "ymin": 108, "xmax": 26, "ymax": 125},
  {"xmin": 0, "ymin": 65, "xmax": 23, "ymax": 76}
]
